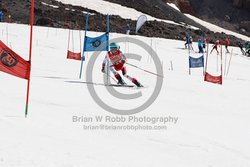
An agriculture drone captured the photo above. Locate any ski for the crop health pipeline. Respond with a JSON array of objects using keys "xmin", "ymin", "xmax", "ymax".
[
  {"xmin": 108, "ymin": 84, "xmax": 146, "ymax": 89},
  {"xmin": 107, "ymin": 84, "xmax": 135, "ymax": 88}
]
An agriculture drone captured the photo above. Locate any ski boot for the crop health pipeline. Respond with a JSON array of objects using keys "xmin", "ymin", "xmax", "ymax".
[
  {"xmin": 115, "ymin": 74, "xmax": 126, "ymax": 85},
  {"xmin": 132, "ymin": 79, "xmax": 143, "ymax": 87}
]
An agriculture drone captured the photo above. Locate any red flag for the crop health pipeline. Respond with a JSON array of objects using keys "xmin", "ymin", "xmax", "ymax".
[
  {"xmin": 67, "ymin": 50, "xmax": 81, "ymax": 60},
  {"xmin": 204, "ymin": 72, "xmax": 222, "ymax": 85},
  {"xmin": 0, "ymin": 40, "xmax": 30, "ymax": 80}
]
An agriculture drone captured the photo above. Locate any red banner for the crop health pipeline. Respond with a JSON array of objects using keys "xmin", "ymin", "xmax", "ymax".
[
  {"xmin": 67, "ymin": 50, "xmax": 81, "ymax": 60},
  {"xmin": 204, "ymin": 72, "xmax": 222, "ymax": 85},
  {"xmin": 0, "ymin": 40, "xmax": 30, "ymax": 80}
]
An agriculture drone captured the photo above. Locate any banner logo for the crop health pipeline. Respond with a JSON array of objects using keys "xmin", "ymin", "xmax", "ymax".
[
  {"xmin": 92, "ymin": 40, "xmax": 101, "ymax": 48},
  {"xmin": 0, "ymin": 50, "xmax": 18, "ymax": 67}
]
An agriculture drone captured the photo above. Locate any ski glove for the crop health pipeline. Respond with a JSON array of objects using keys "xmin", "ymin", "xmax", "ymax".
[{"xmin": 121, "ymin": 59, "xmax": 126, "ymax": 64}]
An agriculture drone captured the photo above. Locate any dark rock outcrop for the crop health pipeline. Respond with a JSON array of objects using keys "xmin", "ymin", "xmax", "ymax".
[
  {"xmin": 233, "ymin": 0, "xmax": 250, "ymax": 9},
  {"xmin": 240, "ymin": 21, "xmax": 250, "ymax": 31},
  {"xmin": 0, "ymin": 0, "xmax": 248, "ymax": 46},
  {"xmin": 163, "ymin": 0, "xmax": 250, "ymax": 37}
]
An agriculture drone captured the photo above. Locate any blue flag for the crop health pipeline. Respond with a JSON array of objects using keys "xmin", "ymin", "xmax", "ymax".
[
  {"xmin": 83, "ymin": 32, "xmax": 109, "ymax": 52},
  {"xmin": 189, "ymin": 55, "xmax": 204, "ymax": 68}
]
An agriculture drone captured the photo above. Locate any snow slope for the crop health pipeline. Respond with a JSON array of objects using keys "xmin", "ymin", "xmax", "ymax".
[{"xmin": 0, "ymin": 22, "xmax": 250, "ymax": 167}]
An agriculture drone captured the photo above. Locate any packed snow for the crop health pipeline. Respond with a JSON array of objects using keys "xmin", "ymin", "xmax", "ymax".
[
  {"xmin": 41, "ymin": 2, "xmax": 59, "ymax": 9},
  {"xmin": 0, "ymin": 21, "xmax": 250, "ymax": 167},
  {"xmin": 167, "ymin": 3, "xmax": 181, "ymax": 12}
]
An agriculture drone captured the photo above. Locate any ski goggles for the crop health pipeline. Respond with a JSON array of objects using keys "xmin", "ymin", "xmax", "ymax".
[{"xmin": 110, "ymin": 47, "xmax": 119, "ymax": 51}]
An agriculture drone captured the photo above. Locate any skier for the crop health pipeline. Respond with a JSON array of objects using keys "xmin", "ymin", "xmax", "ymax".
[
  {"xmin": 237, "ymin": 41, "xmax": 245, "ymax": 55},
  {"xmin": 125, "ymin": 23, "xmax": 130, "ymax": 35},
  {"xmin": 101, "ymin": 43, "xmax": 143, "ymax": 87},
  {"xmin": 202, "ymin": 37, "xmax": 206, "ymax": 51},
  {"xmin": 184, "ymin": 35, "xmax": 193, "ymax": 50},
  {"xmin": 224, "ymin": 38, "xmax": 230, "ymax": 53},
  {"xmin": 210, "ymin": 40, "xmax": 220, "ymax": 55},
  {"xmin": 244, "ymin": 41, "xmax": 250, "ymax": 56},
  {"xmin": 198, "ymin": 39, "xmax": 204, "ymax": 53}
]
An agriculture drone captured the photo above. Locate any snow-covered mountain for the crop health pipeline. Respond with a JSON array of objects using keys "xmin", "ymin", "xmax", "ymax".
[
  {"xmin": 0, "ymin": 1, "xmax": 250, "ymax": 167},
  {"xmin": 0, "ymin": 0, "xmax": 249, "ymax": 43},
  {"xmin": 106, "ymin": 0, "xmax": 250, "ymax": 37}
]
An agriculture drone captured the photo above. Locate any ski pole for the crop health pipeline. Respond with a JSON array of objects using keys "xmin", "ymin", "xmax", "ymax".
[
  {"xmin": 126, "ymin": 62, "xmax": 164, "ymax": 78},
  {"xmin": 226, "ymin": 49, "xmax": 233, "ymax": 76},
  {"xmin": 224, "ymin": 52, "xmax": 227, "ymax": 76},
  {"xmin": 104, "ymin": 71, "xmax": 117, "ymax": 83}
]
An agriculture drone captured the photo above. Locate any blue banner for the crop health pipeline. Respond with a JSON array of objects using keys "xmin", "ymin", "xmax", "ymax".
[
  {"xmin": 189, "ymin": 55, "xmax": 204, "ymax": 68},
  {"xmin": 83, "ymin": 32, "xmax": 109, "ymax": 52}
]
